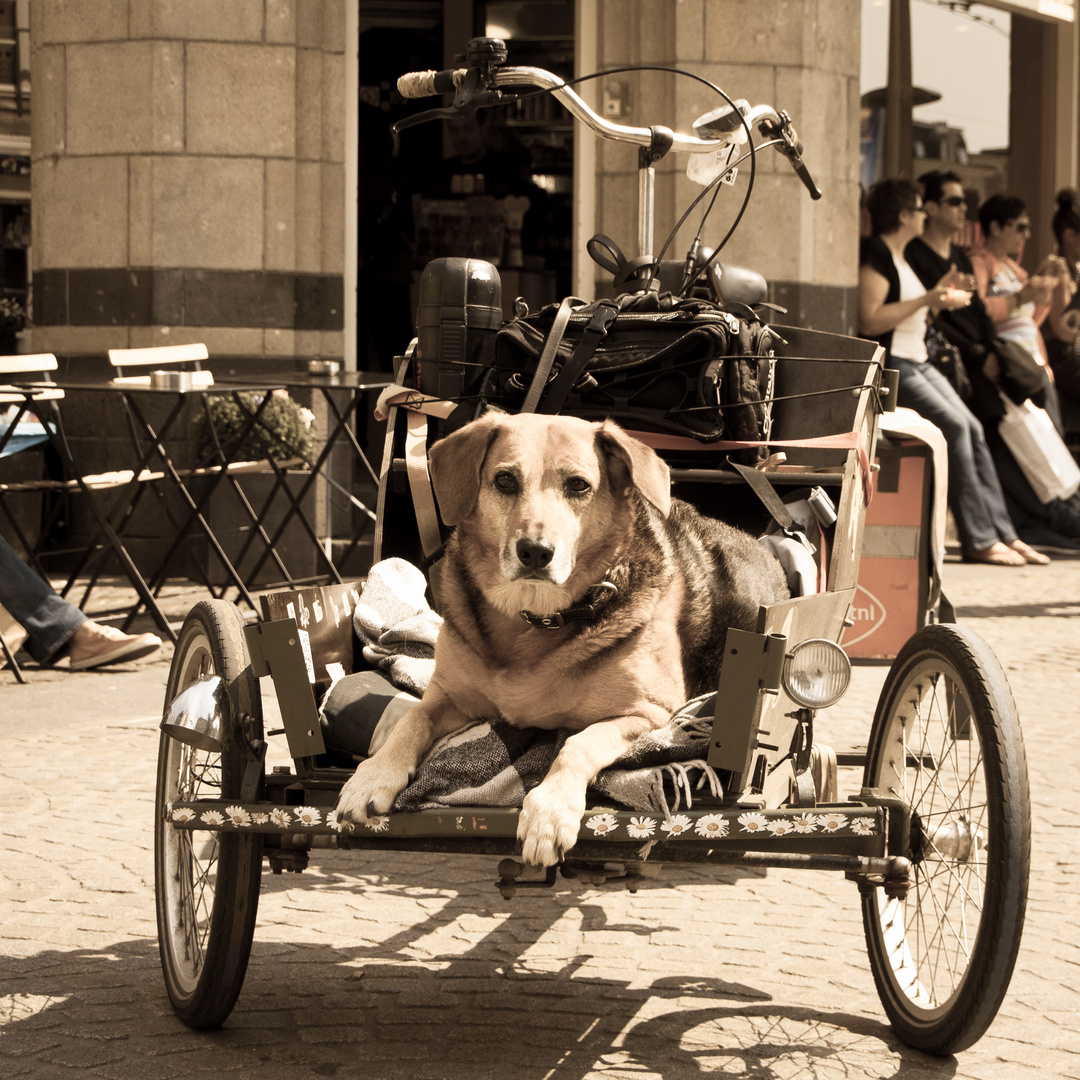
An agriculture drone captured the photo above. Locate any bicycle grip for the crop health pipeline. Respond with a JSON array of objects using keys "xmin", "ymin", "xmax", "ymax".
[{"xmin": 397, "ymin": 68, "xmax": 466, "ymax": 99}]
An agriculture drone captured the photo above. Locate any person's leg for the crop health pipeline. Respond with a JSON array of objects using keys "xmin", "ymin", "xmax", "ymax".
[
  {"xmin": 0, "ymin": 533, "xmax": 86, "ymax": 662},
  {"xmin": 893, "ymin": 359, "xmax": 1017, "ymax": 556}
]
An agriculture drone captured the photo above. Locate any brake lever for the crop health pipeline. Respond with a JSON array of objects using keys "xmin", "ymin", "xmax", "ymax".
[{"xmin": 760, "ymin": 111, "xmax": 822, "ymax": 201}]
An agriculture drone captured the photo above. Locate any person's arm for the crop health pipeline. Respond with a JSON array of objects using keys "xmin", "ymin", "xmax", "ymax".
[
  {"xmin": 857, "ymin": 264, "xmax": 967, "ymax": 338},
  {"xmin": 1038, "ymin": 255, "xmax": 1073, "ymax": 336},
  {"xmin": 970, "ymin": 250, "xmax": 1009, "ymax": 324}
]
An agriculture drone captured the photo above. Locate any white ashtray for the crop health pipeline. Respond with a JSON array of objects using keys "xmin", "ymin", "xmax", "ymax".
[{"xmin": 307, "ymin": 359, "xmax": 340, "ymax": 376}]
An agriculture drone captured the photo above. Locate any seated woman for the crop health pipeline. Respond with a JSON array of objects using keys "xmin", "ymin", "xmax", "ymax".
[
  {"xmin": 1042, "ymin": 189, "xmax": 1080, "ymax": 443},
  {"xmin": 857, "ymin": 177, "xmax": 1046, "ymax": 566},
  {"xmin": 968, "ymin": 192, "xmax": 1070, "ymax": 431}
]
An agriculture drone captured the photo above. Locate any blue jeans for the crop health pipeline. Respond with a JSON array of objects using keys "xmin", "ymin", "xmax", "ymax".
[
  {"xmin": 0, "ymin": 534, "xmax": 86, "ymax": 662},
  {"xmin": 891, "ymin": 356, "xmax": 1017, "ymax": 553}
]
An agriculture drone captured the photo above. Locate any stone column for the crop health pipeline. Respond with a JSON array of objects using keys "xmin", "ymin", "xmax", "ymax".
[
  {"xmin": 29, "ymin": 0, "xmax": 347, "ymax": 363},
  {"xmin": 590, "ymin": 0, "xmax": 861, "ymax": 334}
]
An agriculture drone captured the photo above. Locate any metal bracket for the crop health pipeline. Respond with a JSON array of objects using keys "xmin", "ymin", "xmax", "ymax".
[
  {"xmin": 707, "ymin": 629, "xmax": 786, "ymax": 777},
  {"xmin": 244, "ymin": 619, "xmax": 326, "ymax": 759}
]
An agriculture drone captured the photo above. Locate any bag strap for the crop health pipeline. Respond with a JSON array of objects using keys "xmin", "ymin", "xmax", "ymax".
[
  {"xmin": 728, "ymin": 460, "xmax": 795, "ymax": 532},
  {"xmin": 538, "ymin": 298, "xmax": 620, "ymax": 415},
  {"xmin": 521, "ymin": 297, "xmax": 574, "ymax": 413},
  {"xmin": 626, "ymin": 427, "xmax": 873, "ymax": 505}
]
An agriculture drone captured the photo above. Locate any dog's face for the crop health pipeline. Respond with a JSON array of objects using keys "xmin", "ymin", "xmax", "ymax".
[{"xmin": 429, "ymin": 413, "xmax": 671, "ymax": 616}]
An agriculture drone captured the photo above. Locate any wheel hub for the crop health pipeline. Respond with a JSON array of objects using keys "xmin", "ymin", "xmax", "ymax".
[{"xmin": 929, "ymin": 814, "xmax": 982, "ymax": 862}]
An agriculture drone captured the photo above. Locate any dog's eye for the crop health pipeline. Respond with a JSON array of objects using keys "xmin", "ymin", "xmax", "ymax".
[
  {"xmin": 565, "ymin": 476, "xmax": 591, "ymax": 496},
  {"xmin": 493, "ymin": 470, "xmax": 518, "ymax": 494}
]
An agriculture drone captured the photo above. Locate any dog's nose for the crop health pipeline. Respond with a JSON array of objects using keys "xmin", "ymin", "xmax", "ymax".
[{"xmin": 516, "ymin": 537, "xmax": 555, "ymax": 570}]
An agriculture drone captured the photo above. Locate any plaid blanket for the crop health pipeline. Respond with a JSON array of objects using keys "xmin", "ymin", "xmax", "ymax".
[{"xmin": 394, "ymin": 695, "xmax": 723, "ymax": 817}]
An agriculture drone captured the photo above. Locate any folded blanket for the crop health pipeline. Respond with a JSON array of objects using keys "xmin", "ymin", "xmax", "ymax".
[{"xmin": 393, "ymin": 694, "xmax": 722, "ymax": 817}]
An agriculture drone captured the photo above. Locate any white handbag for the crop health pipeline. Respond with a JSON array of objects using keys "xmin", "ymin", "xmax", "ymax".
[{"xmin": 997, "ymin": 393, "xmax": 1080, "ymax": 504}]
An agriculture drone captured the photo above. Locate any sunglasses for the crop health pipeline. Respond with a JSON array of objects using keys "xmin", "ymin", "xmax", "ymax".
[{"xmin": 940, "ymin": 196, "xmax": 966, "ymax": 207}]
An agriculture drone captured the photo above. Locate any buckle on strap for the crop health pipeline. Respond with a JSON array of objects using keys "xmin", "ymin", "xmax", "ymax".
[{"xmin": 519, "ymin": 580, "xmax": 619, "ymax": 630}]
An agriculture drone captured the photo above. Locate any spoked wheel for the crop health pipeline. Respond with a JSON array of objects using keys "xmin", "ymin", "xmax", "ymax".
[
  {"xmin": 861, "ymin": 623, "xmax": 1030, "ymax": 1055},
  {"xmin": 154, "ymin": 599, "xmax": 264, "ymax": 1029}
]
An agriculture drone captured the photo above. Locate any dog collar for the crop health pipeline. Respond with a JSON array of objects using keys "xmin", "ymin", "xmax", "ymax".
[{"xmin": 519, "ymin": 580, "xmax": 619, "ymax": 630}]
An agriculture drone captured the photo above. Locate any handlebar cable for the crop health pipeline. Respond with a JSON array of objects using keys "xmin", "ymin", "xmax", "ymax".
[
  {"xmin": 647, "ymin": 139, "xmax": 783, "ymax": 298},
  {"xmin": 665, "ymin": 139, "xmax": 786, "ymax": 299}
]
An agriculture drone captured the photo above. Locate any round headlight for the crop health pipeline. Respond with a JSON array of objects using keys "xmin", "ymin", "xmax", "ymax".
[{"xmin": 782, "ymin": 638, "xmax": 851, "ymax": 709}]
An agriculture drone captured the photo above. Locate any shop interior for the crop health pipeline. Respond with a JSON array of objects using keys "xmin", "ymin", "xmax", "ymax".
[{"xmin": 357, "ymin": 0, "xmax": 576, "ymax": 370}]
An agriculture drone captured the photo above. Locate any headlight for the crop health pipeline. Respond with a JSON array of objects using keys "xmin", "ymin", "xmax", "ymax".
[{"xmin": 782, "ymin": 638, "xmax": 851, "ymax": 709}]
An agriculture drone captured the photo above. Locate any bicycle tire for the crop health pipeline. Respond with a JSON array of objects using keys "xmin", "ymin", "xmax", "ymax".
[
  {"xmin": 861, "ymin": 623, "xmax": 1030, "ymax": 1055},
  {"xmin": 154, "ymin": 599, "xmax": 264, "ymax": 1029}
]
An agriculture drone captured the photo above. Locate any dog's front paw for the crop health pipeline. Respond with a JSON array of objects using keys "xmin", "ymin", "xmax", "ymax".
[
  {"xmin": 518, "ymin": 782, "xmax": 585, "ymax": 867},
  {"xmin": 335, "ymin": 757, "xmax": 411, "ymax": 827}
]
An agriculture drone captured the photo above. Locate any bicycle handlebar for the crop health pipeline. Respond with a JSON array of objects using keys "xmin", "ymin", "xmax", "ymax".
[{"xmin": 394, "ymin": 44, "xmax": 822, "ymax": 199}]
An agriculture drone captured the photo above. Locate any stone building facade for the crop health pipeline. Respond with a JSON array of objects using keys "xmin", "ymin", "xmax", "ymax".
[{"xmin": 29, "ymin": 0, "xmax": 347, "ymax": 365}]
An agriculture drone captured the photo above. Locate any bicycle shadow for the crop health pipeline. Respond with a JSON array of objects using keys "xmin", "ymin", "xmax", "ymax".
[
  {"xmin": 0, "ymin": 850, "xmax": 959, "ymax": 1079},
  {"xmin": 0, "ymin": 937, "xmax": 957, "ymax": 1080}
]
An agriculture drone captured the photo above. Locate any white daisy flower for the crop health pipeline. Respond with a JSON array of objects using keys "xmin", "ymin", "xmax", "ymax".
[
  {"xmin": 737, "ymin": 811, "xmax": 769, "ymax": 833},
  {"xmin": 849, "ymin": 817, "xmax": 876, "ymax": 836},
  {"xmin": 251, "ymin": 812, "xmax": 269, "ymax": 824},
  {"xmin": 585, "ymin": 813, "xmax": 619, "ymax": 837},
  {"xmin": 694, "ymin": 814, "xmax": 729, "ymax": 838},
  {"xmin": 627, "ymin": 816, "xmax": 657, "ymax": 838},
  {"xmin": 294, "ymin": 806, "xmax": 321, "ymax": 827},
  {"xmin": 269, "ymin": 808, "xmax": 292, "ymax": 828},
  {"xmin": 766, "ymin": 819, "xmax": 795, "ymax": 837},
  {"xmin": 365, "ymin": 816, "xmax": 390, "ymax": 833},
  {"xmin": 224, "ymin": 805, "xmax": 251, "ymax": 827},
  {"xmin": 200, "ymin": 810, "xmax": 225, "ymax": 827},
  {"xmin": 817, "ymin": 812, "xmax": 846, "ymax": 832},
  {"xmin": 326, "ymin": 811, "xmax": 354, "ymax": 834},
  {"xmin": 660, "ymin": 814, "xmax": 693, "ymax": 836},
  {"xmin": 791, "ymin": 812, "xmax": 818, "ymax": 833},
  {"xmin": 171, "ymin": 807, "xmax": 195, "ymax": 823}
]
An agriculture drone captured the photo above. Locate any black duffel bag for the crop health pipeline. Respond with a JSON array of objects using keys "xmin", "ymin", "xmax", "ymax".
[{"xmin": 480, "ymin": 291, "xmax": 782, "ymax": 462}]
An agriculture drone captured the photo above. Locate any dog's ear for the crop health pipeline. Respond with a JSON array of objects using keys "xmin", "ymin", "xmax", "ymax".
[
  {"xmin": 429, "ymin": 412, "xmax": 506, "ymax": 525},
  {"xmin": 596, "ymin": 420, "xmax": 672, "ymax": 517}
]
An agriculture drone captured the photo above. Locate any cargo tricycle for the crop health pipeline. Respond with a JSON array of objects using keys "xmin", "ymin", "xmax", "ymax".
[{"xmin": 154, "ymin": 41, "xmax": 1030, "ymax": 1056}]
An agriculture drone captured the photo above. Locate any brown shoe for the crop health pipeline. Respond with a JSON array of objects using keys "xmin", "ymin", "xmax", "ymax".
[{"xmin": 68, "ymin": 622, "xmax": 161, "ymax": 671}]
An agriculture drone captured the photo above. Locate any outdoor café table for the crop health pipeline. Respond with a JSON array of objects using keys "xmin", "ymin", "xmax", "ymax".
[
  {"xmin": 214, "ymin": 366, "xmax": 393, "ymax": 584},
  {"xmin": 7, "ymin": 372, "xmax": 308, "ymax": 641}
]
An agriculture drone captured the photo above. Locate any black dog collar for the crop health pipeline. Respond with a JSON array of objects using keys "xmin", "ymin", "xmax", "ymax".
[{"xmin": 519, "ymin": 580, "xmax": 619, "ymax": 630}]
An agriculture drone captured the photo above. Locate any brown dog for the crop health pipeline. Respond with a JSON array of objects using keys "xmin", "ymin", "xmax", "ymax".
[{"xmin": 336, "ymin": 412, "xmax": 789, "ymax": 865}]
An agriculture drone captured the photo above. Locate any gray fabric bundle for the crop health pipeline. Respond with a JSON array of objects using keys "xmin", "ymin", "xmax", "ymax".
[{"xmin": 352, "ymin": 558, "xmax": 442, "ymax": 696}]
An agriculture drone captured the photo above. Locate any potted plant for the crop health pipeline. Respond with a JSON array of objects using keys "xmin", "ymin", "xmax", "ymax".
[{"xmin": 189, "ymin": 390, "xmax": 321, "ymax": 587}]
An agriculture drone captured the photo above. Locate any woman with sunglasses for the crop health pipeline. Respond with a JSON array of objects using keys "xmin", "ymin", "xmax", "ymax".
[
  {"xmin": 968, "ymin": 193, "xmax": 1067, "ymax": 371},
  {"xmin": 858, "ymin": 178, "xmax": 1041, "ymax": 566}
]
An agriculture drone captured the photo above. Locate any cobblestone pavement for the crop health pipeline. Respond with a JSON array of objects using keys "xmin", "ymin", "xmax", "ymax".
[{"xmin": 2, "ymin": 556, "xmax": 1079, "ymax": 1080}]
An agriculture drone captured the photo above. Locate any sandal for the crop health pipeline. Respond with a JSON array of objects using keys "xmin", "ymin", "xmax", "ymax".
[
  {"xmin": 963, "ymin": 542, "xmax": 1026, "ymax": 566},
  {"xmin": 1007, "ymin": 539, "xmax": 1051, "ymax": 565}
]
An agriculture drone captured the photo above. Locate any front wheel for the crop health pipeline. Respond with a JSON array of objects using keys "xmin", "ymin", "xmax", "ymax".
[
  {"xmin": 861, "ymin": 623, "xmax": 1030, "ymax": 1055},
  {"xmin": 154, "ymin": 600, "xmax": 264, "ymax": 1029}
]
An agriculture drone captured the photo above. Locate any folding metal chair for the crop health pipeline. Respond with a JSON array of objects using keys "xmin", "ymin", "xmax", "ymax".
[{"xmin": 0, "ymin": 600, "xmax": 28, "ymax": 683}]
